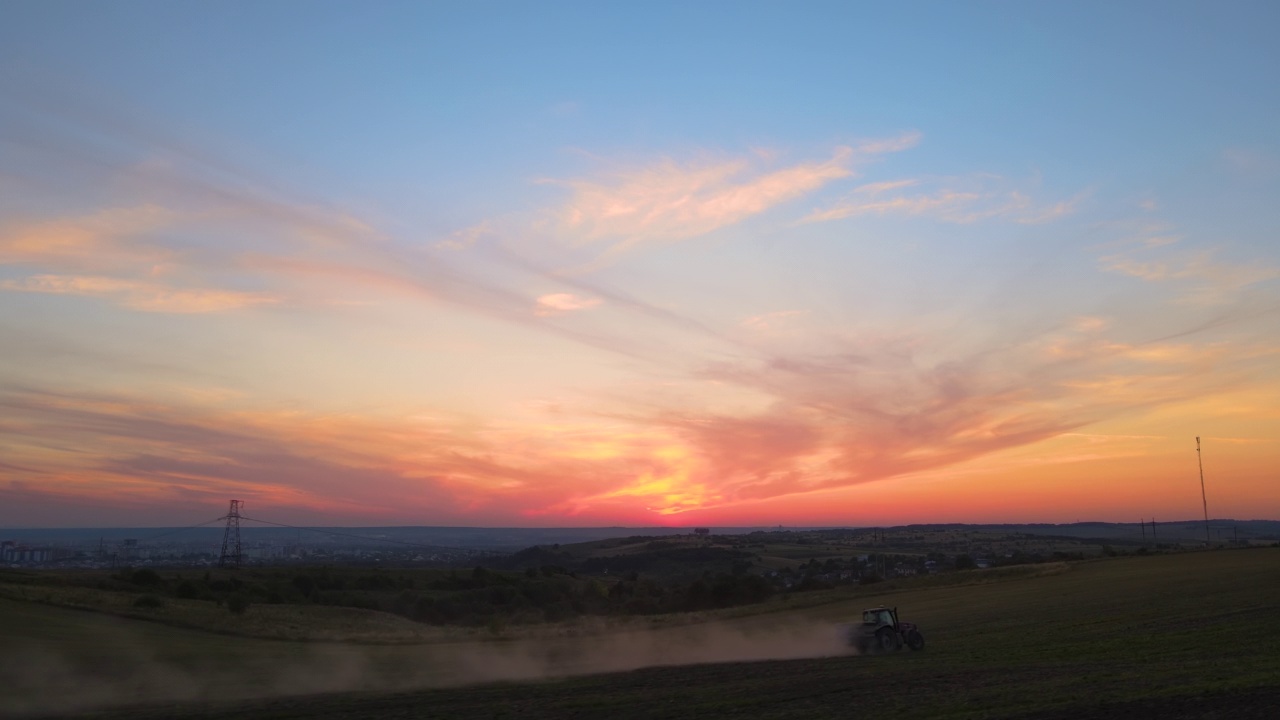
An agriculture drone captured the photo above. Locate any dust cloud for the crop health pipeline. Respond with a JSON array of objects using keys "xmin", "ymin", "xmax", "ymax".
[{"xmin": 1, "ymin": 618, "xmax": 852, "ymax": 716}]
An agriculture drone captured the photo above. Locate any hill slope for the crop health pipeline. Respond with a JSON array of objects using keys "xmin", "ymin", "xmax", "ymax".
[{"xmin": 13, "ymin": 548, "xmax": 1280, "ymax": 719}]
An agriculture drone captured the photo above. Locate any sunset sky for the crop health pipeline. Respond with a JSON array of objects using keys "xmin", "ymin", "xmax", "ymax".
[{"xmin": 2, "ymin": 2, "xmax": 1278, "ymax": 528}]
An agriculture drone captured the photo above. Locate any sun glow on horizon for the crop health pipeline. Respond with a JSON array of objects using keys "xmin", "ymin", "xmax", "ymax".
[{"xmin": 2, "ymin": 3, "xmax": 1279, "ymax": 528}]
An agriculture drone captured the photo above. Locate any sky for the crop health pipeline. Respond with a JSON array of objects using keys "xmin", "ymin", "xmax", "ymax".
[{"xmin": 1, "ymin": 1, "xmax": 1278, "ymax": 528}]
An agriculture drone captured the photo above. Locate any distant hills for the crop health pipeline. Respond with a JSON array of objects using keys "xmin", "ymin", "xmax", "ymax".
[{"xmin": 2, "ymin": 520, "xmax": 1276, "ymax": 551}]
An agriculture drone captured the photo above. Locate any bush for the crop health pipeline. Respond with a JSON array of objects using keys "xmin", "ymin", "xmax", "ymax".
[
  {"xmin": 133, "ymin": 594, "xmax": 165, "ymax": 609},
  {"xmin": 292, "ymin": 574, "xmax": 316, "ymax": 596},
  {"xmin": 226, "ymin": 594, "xmax": 251, "ymax": 615},
  {"xmin": 131, "ymin": 569, "xmax": 163, "ymax": 587},
  {"xmin": 174, "ymin": 580, "xmax": 199, "ymax": 599}
]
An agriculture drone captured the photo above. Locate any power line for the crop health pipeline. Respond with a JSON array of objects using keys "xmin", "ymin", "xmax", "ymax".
[
  {"xmin": 132, "ymin": 516, "xmax": 229, "ymax": 543},
  {"xmin": 1197, "ymin": 436, "xmax": 1211, "ymax": 547},
  {"xmin": 237, "ymin": 515, "xmax": 502, "ymax": 556},
  {"xmin": 114, "ymin": 506, "xmax": 505, "ymax": 559}
]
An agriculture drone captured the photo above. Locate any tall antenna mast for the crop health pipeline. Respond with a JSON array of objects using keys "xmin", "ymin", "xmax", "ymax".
[
  {"xmin": 1196, "ymin": 437, "xmax": 1210, "ymax": 547},
  {"xmin": 218, "ymin": 499, "xmax": 243, "ymax": 569}
]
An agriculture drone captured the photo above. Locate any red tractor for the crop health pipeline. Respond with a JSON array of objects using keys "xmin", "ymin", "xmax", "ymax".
[{"xmin": 846, "ymin": 606, "xmax": 925, "ymax": 653}]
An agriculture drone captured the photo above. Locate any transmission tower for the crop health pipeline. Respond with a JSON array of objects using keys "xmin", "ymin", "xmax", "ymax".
[
  {"xmin": 1196, "ymin": 437, "xmax": 1210, "ymax": 547},
  {"xmin": 218, "ymin": 499, "xmax": 244, "ymax": 569}
]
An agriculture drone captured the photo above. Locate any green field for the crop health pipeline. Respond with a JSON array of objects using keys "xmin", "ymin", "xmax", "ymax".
[{"xmin": 7, "ymin": 548, "xmax": 1280, "ymax": 719}]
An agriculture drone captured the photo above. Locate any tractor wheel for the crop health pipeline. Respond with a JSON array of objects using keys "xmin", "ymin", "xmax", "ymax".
[
  {"xmin": 906, "ymin": 629, "xmax": 925, "ymax": 651},
  {"xmin": 876, "ymin": 627, "xmax": 900, "ymax": 653}
]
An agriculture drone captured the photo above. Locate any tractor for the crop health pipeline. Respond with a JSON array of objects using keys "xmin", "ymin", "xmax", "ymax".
[{"xmin": 845, "ymin": 606, "xmax": 925, "ymax": 653}]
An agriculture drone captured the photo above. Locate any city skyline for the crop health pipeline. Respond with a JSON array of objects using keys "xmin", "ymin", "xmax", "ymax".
[{"xmin": 2, "ymin": 2, "xmax": 1278, "ymax": 528}]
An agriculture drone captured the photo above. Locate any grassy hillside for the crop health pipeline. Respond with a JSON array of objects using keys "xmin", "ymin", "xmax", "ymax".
[
  {"xmin": 0, "ymin": 526, "xmax": 1146, "ymax": 641},
  {"xmin": 6, "ymin": 547, "xmax": 1278, "ymax": 718}
]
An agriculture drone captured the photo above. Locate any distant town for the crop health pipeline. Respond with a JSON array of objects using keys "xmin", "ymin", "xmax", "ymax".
[
  {"xmin": 0, "ymin": 525, "xmax": 722, "ymax": 569},
  {"xmin": 3, "ymin": 520, "xmax": 1276, "ymax": 571}
]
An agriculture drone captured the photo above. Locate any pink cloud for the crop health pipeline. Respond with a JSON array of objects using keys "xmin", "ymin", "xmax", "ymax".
[
  {"xmin": 0, "ymin": 205, "xmax": 176, "ymax": 270},
  {"xmin": 1101, "ymin": 247, "xmax": 1280, "ymax": 305},
  {"xmin": 802, "ymin": 177, "xmax": 1083, "ymax": 225},
  {"xmin": 1, "ymin": 274, "xmax": 279, "ymax": 312},
  {"xmin": 549, "ymin": 133, "xmax": 919, "ymax": 252},
  {"xmin": 741, "ymin": 310, "xmax": 806, "ymax": 331},
  {"xmin": 558, "ymin": 150, "xmax": 849, "ymax": 245},
  {"xmin": 535, "ymin": 292, "xmax": 603, "ymax": 316}
]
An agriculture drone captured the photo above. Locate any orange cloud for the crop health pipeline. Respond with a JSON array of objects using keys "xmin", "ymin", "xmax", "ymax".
[
  {"xmin": 548, "ymin": 134, "xmax": 919, "ymax": 255},
  {"xmin": 4, "ymin": 285, "xmax": 1279, "ymax": 527},
  {"xmin": 0, "ymin": 205, "xmax": 176, "ymax": 269},
  {"xmin": 1, "ymin": 274, "xmax": 278, "ymax": 312},
  {"xmin": 556, "ymin": 149, "xmax": 852, "ymax": 247}
]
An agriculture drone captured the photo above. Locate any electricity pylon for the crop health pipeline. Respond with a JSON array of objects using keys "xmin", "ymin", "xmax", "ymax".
[{"xmin": 218, "ymin": 500, "xmax": 243, "ymax": 569}]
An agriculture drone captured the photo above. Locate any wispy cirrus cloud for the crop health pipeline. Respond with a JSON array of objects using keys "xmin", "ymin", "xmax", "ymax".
[
  {"xmin": 0, "ymin": 205, "xmax": 177, "ymax": 270},
  {"xmin": 570, "ymin": 293, "xmax": 1280, "ymax": 516},
  {"xmin": 534, "ymin": 292, "xmax": 603, "ymax": 316},
  {"xmin": 6, "ymin": 79, "xmax": 1278, "ymax": 525},
  {"xmin": 3, "ymin": 277, "xmax": 1277, "ymax": 521},
  {"xmin": 0, "ymin": 84, "xmax": 740, "ymax": 366},
  {"xmin": 801, "ymin": 175, "xmax": 1083, "ymax": 225},
  {"xmin": 1104, "ymin": 252, "xmax": 1280, "ymax": 288},
  {"xmin": 435, "ymin": 221, "xmax": 494, "ymax": 251},
  {"xmin": 741, "ymin": 310, "xmax": 806, "ymax": 331},
  {"xmin": 554, "ymin": 149, "xmax": 851, "ymax": 245},
  {"xmin": 0, "ymin": 274, "xmax": 279, "ymax": 313},
  {"xmin": 1101, "ymin": 220, "xmax": 1280, "ymax": 305},
  {"xmin": 548, "ymin": 132, "xmax": 920, "ymax": 253},
  {"xmin": 0, "ymin": 387, "xmax": 695, "ymax": 524}
]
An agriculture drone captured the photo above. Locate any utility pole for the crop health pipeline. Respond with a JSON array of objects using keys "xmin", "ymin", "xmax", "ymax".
[
  {"xmin": 1140, "ymin": 519, "xmax": 1146, "ymax": 544},
  {"xmin": 1151, "ymin": 518, "xmax": 1158, "ymax": 547},
  {"xmin": 1197, "ymin": 437, "xmax": 1211, "ymax": 547},
  {"xmin": 218, "ymin": 500, "xmax": 243, "ymax": 569}
]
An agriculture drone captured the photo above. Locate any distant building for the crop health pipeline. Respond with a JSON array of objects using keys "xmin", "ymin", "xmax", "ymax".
[{"xmin": 693, "ymin": 528, "xmax": 711, "ymax": 537}]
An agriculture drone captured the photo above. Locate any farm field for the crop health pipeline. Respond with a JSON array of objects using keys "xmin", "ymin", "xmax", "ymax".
[{"xmin": 7, "ymin": 548, "xmax": 1280, "ymax": 719}]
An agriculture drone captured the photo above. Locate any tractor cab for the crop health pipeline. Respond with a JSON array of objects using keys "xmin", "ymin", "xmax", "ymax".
[
  {"xmin": 862, "ymin": 607, "xmax": 897, "ymax": 628},
  {"xmin": 846, "ymin": 606, "xmax": 924, "ymax": 653}
]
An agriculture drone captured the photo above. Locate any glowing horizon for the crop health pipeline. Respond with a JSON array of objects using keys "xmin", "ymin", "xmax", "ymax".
[{"xmin": 2, "ymin": 3, "xmax": 1278, "ymax": 528}]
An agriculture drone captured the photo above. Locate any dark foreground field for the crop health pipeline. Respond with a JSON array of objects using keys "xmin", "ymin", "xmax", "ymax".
[{"xmin": 9, "ymin": 548, "xmax": 1280, "ymax": 719}]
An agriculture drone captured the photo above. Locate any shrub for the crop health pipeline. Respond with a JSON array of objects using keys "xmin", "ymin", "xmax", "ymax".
[
  {"xmin": 226, "ymin": 594, "xmax": 251, "ymax": 615},
  {"xmin": 174, "ymin": 580, "xmax": 199, "ymax": 599},
  {"xmin": 486, "ymin": 616, "xmax": 506, "ymax": 635},
  {"xmin": 131, "ymin": 569, "xmax": 163, "ymax": 587},
  {"xmin": 292, "ymin": 574, "xmax": 316, "ymax": 596},
  {"xmin": 133, "ymin": 594, "xmax": 165, "ymax": 609}
]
